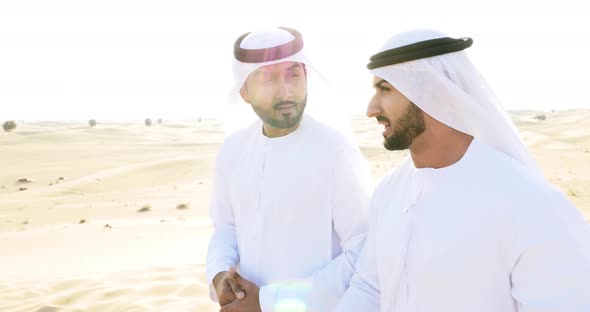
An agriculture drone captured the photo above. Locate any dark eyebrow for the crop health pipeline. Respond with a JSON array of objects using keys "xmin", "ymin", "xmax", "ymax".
[{"xmin": 373, "ymin": 79, "xmax": 388, "ymax": 89}]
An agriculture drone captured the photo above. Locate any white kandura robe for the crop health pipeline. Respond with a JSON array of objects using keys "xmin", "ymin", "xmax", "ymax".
[
  {"xmin": 337, "ymin": 139, "xmax": 590, "ymax": 312},
  {"xmin": 207, "ymin": 115, "xmax": 372, "ymax": 311}
]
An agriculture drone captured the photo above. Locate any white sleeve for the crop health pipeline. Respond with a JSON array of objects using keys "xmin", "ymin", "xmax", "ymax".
[
  {"xmin": 206, "ymin": 150, "xmax": 239, "ymax": 302},
  {"xmin": 335, "ymin": 186, "xmax": 381, "ymax": 311},
  {"xmin": 511, "ymin": 191, "xmax": 590, "ymax": 311},
  {"xmin": 259, "ymin": 145, "xmax": 372, "ymax": 312}
]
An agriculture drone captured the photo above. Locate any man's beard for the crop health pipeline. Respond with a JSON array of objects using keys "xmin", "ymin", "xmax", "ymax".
[
  {"xmin": 381, "ymin": 102, "xmax": 426, "ymax": 151},
  {"xmin": 252, "ymin": 95, "xmax": 307, "ymax": 129}
]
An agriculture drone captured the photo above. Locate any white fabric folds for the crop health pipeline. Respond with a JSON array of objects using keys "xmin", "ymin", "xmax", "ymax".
[{"xmin": 369, "ymin": 29, "xmax": 543, "ymax": 179}]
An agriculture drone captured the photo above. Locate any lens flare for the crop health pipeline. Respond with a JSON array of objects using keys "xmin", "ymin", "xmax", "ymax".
[{"xmin": 274, "ymin": 298, "xmax": 307, "ymax": 312}]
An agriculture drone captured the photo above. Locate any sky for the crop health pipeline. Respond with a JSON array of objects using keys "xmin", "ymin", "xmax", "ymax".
[{"xmin": 1, "ymin": 0, "xmax": 588, "ymax": 120}]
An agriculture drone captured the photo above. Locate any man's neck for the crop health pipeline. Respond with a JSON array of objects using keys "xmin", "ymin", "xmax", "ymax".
[
  {"xmin": 262, "ymin": 119, "xmax": 302, "ymax": 138},
  {"xmin": 409, "ymin": 128, "xmax": 474, "ymax": 169}
]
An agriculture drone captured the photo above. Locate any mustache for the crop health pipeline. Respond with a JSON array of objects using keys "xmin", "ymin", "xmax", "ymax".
[
  {"xmin": 376, "ymin": 115, "xmax": 390, "ymax": 123},
  {"xmin": 273, "ymin": 101, "xmax": 297, "ymax": 109}
]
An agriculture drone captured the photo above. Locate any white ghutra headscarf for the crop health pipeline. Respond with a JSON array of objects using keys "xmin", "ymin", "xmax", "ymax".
[
  {"xmin": 368, "ymin": 29, "xmax": 543, "ymax": 178},
  {"xmin": 225, "ymin": 27, "xmax": 347, "ymax": 136}
]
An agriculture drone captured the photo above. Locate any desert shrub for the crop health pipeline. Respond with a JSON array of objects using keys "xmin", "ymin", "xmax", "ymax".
[
  {"xmin": 176, "ymin": 203, "xmax": 189, "ymax": 210},
  {"xmin": 137, "ymin": 205, "xmax": 151, "ymax": 212},
  {"xmin": 533, "ymin": 114, "xmax": 546, "ymax": 121},
  {"xmin": 3, "ymin": 120, "xmax": 16, "ymax": 132}
]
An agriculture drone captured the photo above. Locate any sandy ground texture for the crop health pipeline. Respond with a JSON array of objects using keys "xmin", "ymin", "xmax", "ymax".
[{"xmin": 1, "ymin": 110, "xmax": 588, "ymax": 311}]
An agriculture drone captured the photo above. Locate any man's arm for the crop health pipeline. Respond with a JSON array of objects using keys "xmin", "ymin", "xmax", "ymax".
[
  {"xmin": 206, "ymin": 151, "xmax": 240, "ymax": 304},
  {"xmin": 511, "ymin": 239, "xmax": 590, "ymax": 311},
  {"xmin": 335, "ymin": 146, "xmax": 382, "ymax": 311},
  {"xmin": 335, "ymin": 221, "xmax": 381, "ymax": 311},
  {"xmin": 510, "ymin": 191, "xmax": 590, "ymax": 311}
]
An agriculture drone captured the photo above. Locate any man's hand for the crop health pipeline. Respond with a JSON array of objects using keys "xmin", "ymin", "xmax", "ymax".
[
  {"xmin": 220, "ymin": 267, "xmax": 261, "ymax": 312},
  {"xmin": 213, "ymin": 269, "xmax": 246, "ymax": 306}
]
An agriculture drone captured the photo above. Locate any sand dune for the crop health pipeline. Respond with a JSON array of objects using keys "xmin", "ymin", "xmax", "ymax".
[
  {"xmin": 0, "ymin": 218, "xmax": 216, "ymax": 311},
  {"xmin": 1, "ymin": 111, "xmax": 588, "ymax": 311},
  {"xmin": 0, "ymin": 265, "xmax": 214, "ymax": 311}
]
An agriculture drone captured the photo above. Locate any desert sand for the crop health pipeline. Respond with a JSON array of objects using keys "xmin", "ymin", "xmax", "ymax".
[{"xmin": 1, "ymin": 110, "xmax": 589, "ymax": 311}]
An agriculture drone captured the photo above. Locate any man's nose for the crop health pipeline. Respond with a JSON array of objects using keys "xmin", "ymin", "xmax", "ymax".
[
  {"xmin": 366, "ymin": 95, "xmax": 381, "ymax": 118},
  {"xmin": 275, "ymin": 78, "xmax": 293, "ymax": 100}
]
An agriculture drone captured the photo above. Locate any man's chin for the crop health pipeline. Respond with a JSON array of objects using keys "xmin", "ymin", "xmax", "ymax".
[
  {"xmin": 383, "ymin": 135, "xmax": 408, "ymax": 151},
  {"xmin": 383, "ymin": 142, "xmax": 395, "ymax": 151},
  {"xmin": 277, "ymin": 113, "xmax": 302, "ymax": 127},
  {"xmin": 267, "ymin": 117, "xmax": 300, "ymax": 129}
]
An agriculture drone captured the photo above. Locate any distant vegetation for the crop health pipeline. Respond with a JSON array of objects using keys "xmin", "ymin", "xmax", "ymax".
[
  {"xmin": 533, "ymin": 114, "xmax": 547, "ymax": 121},
  {"xmin": 137, "ymin": 205, "xmax": 151, "ymax": 213},
  {"xmin": 3, "ymin": 120, "xmax": 16, "ymax": 132},
  {"xmin": 145, "ymin": 118, "xmax": 152, "ymax": 126},
  {"xmin": 176, "ymin": 203, "xmax": 189, "ymax": 210},
  {"xmin": 157, "ymin": 118, "xmax": 163, "ymax": 124},
  {"xmin": 89, "ymin": 119, "xmax": 97, "ymax": 127}
]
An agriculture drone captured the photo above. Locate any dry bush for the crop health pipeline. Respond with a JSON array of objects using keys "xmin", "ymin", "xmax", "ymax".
[
  {"xmin": 145, "ymin": 118, "xmax": 152, "ymax": 126},
  {"xmin": 176, "ymin": 203, "xmax": 189, "ymax": 210},
  {"xmin": 3, "ymin": 120, "xmax": 16, "ymax": 132},
  {"xmin": 533, "ymin": 114, "xmax": 546, "ymax": 121},
  {"xmin": 89, "ymin": 119, "xmax": 97, "ymax": 127}
]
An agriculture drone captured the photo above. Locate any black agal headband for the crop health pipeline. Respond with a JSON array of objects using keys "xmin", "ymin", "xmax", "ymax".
[
  {"xmin": 234, "ymin": 27, "xmax": 304, "ymax": 63},
  {"xmin": 367, "ymin": 37, "xmax": 473, "ymax": 69}
]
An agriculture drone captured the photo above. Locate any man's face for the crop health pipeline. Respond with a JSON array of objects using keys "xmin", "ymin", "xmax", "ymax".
[
  {"xmin": 367, "ymin": 76, "xmax": 426, "ymax": 151},
  {"xmin": 240, "ymin": 61, "xmax": 307, "ymax": 129}
]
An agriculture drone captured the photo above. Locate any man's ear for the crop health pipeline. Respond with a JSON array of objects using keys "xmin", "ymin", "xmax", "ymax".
[{"xmin": 239, "ymin": 83, "xmax": 250, "ymax": 104}]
